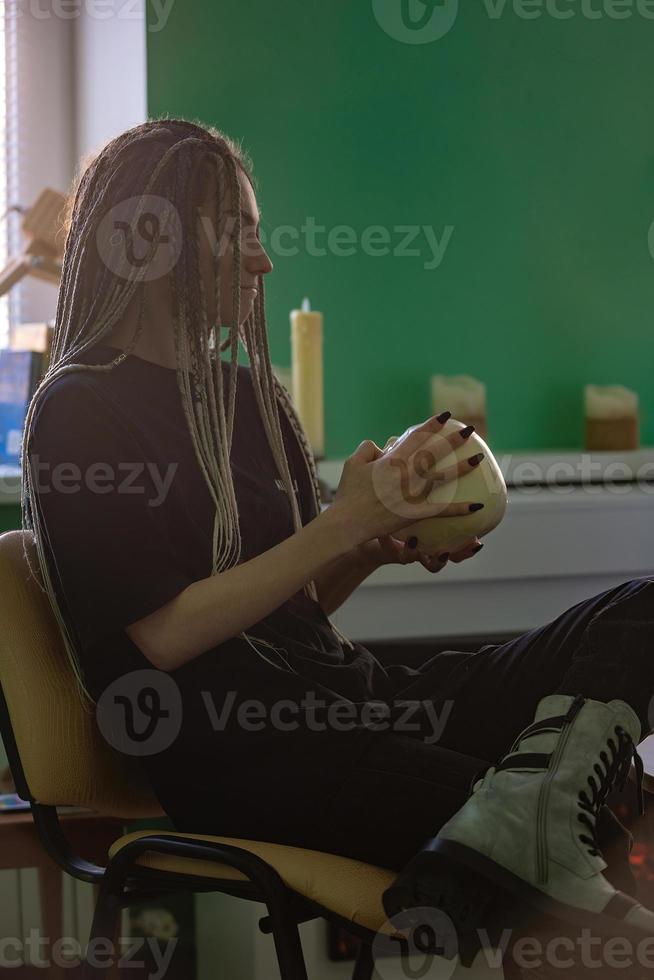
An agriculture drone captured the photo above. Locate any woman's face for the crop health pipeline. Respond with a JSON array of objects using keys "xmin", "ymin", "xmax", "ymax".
[{"xmin": 196, "ymin": 163, "xmax": 273, "ymax": 330}]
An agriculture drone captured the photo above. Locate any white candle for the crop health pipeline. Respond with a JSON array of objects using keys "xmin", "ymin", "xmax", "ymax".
[
  {"xmin": 431, "ymin": 374, "xmax": 487, "ymax": 419},
  {"xmin": 584, "ymin": 384, "xmax": 639, "ymax": 420},
  {"xmin": 290, "ymin": 297, "xmax": 324, "ymax": 458}
]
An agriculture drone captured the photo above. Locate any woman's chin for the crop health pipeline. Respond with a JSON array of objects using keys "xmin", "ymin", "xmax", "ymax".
[
  {"xmin": 238, "ymin": 299, "xmax": 256, "ymax": 325},
  {"xmin": 214, "ymin": 301, "xmax": 255, "ymax": 328},
  {"xmin": 210, "ymin": 307, "xmax": 253, "ymax": 333}
]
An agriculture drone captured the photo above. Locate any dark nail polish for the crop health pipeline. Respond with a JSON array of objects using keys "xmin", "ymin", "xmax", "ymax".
[
  {"xmin": 460, "ymin": 425, "xmax": 475, "ymax": 438},
  {"xmin": 436, "ymin": 411, "xmax": 451, "ymax": 424},
  {"xmin": 468, "ymin": 453, "xmax": 484, "ymax": 467},
  {"xmin": 407, "ymin": 536, "xmax": 418, "ymax": 549},
  {"xmin": 438, "ymin": 552, "xmax": 450, "ymax": 562},
  {"xmin": 469, "ymin": 502, "xmax": 485, "ymax": 512},
  {"xmin": 472, "ymin": 543, "xmax": 484, "ymax": 553}
]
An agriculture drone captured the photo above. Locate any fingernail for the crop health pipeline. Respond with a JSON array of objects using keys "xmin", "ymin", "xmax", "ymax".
[
  {"xmin": 472, "ymin": 543, "xmax": 484, "ymax": 553},
  {"xmin": 438, "ymin": 552, "xmax": 450, "ymax": 562},
  {"xmin": 460, "ymin": 425, "xmax": 475, "ymax": 438},
  {"xmin": 468, "ymin": 453, "xmax": 484, "ymax": 467},
  {"xmin": 469, "ymin": 503, "xmax": 485, "ymax": 512},
  {"xmin": 436, "ymin": 411, "xmax": 451, "ymax": 424},
  {"xmin": 407, "ymin": 536, "xmax": 418, "ymax": 549}
]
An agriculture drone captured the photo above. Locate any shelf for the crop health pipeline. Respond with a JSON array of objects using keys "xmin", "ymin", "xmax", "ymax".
[{"xmin": 318, "ymin": 446, "xmax": 654, "ymax": 492}]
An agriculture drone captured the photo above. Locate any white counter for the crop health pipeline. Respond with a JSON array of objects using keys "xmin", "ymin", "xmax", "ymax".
[{"xmin": 319, "ymin": 450, "xmax": 654, "ymax": 642}]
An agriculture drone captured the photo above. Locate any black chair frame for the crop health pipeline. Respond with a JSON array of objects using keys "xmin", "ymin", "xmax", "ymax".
[{"xmin": 0, "ymin": 677, "xmax": 378, "ymax": 980}]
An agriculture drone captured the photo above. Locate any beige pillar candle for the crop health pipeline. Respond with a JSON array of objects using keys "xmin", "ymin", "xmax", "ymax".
[
  {"xmin": 290, "ymin": 297, "xmax": 325, "ymax": 459},
  {"xmin": 584, "ymin": 384, "xmax": 640, "ymax": 451},
  {"xmin": 431, "ymin": 374, "xmax": 488, "ymax": 440}
]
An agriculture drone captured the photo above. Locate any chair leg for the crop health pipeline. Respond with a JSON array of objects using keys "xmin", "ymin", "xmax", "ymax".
[
  {"xmin": 352, "ymin": 941, "xmax": 374, "ymax": 980},
  {"xmin": 266, "ymin": 901, "xmax": 309, "ymax": 980},
  {"xmin": 83, "ymin": 877, "xmax": 123, "ymax": 980},
  {"xmin": 37, "ymin": 864, "xmax": 66, "ymax": 979}
]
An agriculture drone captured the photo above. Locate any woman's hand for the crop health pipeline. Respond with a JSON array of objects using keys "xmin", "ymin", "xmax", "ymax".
[
  {"xmin": 356, "ymin": 533, "xmax": 485, "ymax": 574},
  {"xmin": 329, "ymin": 412, "xmax": 486, "ymax": 548}
]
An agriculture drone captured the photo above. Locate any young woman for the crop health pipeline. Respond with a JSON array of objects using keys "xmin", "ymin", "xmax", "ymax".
[{"xmin": 23, "ymin": 118, "xmax": 654, "ymax": 970}]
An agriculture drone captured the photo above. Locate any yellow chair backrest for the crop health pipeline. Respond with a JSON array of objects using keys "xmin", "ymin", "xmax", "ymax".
[{"xmin": 0, "ymin": 530, "xmax": 164, "ymax": 819}]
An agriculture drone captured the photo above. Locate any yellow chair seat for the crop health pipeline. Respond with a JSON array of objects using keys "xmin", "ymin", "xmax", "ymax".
[{"xmin": 110, "ymin": 830, "xmax": 397, "ymax": 935}]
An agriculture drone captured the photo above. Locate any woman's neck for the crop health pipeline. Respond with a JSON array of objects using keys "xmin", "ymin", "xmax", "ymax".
[{"xmin": 102, "ymin": 282, "xmax": 178, "ymax": 369}]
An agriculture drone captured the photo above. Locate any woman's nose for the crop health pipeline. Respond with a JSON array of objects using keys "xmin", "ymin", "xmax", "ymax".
[{"xmin": 248, "ymin": 241, "xmax": 273, "ymax": 276}]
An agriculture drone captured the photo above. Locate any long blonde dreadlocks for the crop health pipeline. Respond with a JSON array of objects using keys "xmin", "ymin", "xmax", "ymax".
[{"xmin": 21, "ymin": 116, "xmax": 352, "ymax": 713}]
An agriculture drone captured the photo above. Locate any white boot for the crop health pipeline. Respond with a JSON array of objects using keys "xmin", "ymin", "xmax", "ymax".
[{"xmin": 384, "ymin": 694, "xmax": 652, "ymax": 953}]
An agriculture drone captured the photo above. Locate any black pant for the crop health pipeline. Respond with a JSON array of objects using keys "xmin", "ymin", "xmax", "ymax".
[
  {"xmin": 171, "ymin": 577, "xmax": 654, "ymax": 873},
  {"xmin": 268, "ymin": 576, "xmax": 650, "ymax": 870},
  {"xmin": 167, "ymin": 576, "xmax": 654, "ymax": 980}
]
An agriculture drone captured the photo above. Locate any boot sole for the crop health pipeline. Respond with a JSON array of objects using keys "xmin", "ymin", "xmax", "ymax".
[
  {"xmin": 383, "ymin": 844, "xmax": 523, "ymax": 969},
  {"xmin": 383, "ymin": 836, "xmax": 654, "ymax": 966}
]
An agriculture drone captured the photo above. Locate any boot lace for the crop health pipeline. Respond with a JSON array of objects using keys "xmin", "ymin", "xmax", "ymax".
[{"xmin": 577, "ymin": 724, "xmax": 645, "ymax": 857}]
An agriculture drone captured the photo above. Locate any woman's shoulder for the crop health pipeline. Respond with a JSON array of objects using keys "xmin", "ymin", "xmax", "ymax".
[
  {"xmin": 31, "ymin": 369, "xmax": 117, "ymax": 430},
  {"xmin": 28, "ymin": 368, "xmax": 135, "ymax": 463}
]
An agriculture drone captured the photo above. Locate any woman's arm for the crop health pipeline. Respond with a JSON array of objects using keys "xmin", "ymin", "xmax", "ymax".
[
  {"xmin": 128, "ymin": 421, "xmax": 484, "ymax": 671},
  {"xmin": 313, "ymin": 531, "xmax": 485, "ymax": 616},
  {"xmin": 127, "ymin": 505, "xmax": 353, "ymax": 671},
  {"xmin": 312, "ymin": 546, "xmax": 380, "ymax": 617}
]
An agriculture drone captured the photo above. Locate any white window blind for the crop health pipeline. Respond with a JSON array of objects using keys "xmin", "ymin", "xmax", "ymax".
[{"xmin": 0, "ymin": 2, "xmax": 15, "ymax": 349}]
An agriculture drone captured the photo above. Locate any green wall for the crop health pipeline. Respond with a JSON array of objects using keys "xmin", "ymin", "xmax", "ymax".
[
  {"xmin": 0, "ymin": 504, "xmax": 20, "ymax": 533},
  {"xmin": 147, "ymin": 1, "xmax": 654, "ymax": 458}
]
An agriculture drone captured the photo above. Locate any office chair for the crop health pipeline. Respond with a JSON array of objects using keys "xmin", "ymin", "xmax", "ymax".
[{"xmin": 0, "ymin": 529, "xmax": 403, "ymax": 980}]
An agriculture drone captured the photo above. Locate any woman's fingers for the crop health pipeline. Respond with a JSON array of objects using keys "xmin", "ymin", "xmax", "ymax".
[
  {"xmin": 350, "ymin": 439, "xmax": 384, "ymax": 464},
  {"xmin": 394, "ymin": 534, "xmax": 484, "ymax": 570},
  {"xmin": 413, "ymin": 499, "xmax": 486, "ymax": 520},
  {"xmin": 399, "ymin": 536, "xmax": 419, "ymax": 564},
  {"xmin": 391, "ymin": 417, "xmax": 476, "ymax": 464},
  {"xmin": 389, "ymin": 413, "xmax": 457, "ymax": 456},
  {"xmin": 392, "ymin": 536, "xmax": 447, "ymax": 570},
  {"xmin": 448, "ymin": 539, "xmax": 484, "ymax": 563},
  {"xmin": 427, "ymin": 452, "xmax": 485, "ymax": 487},
  {"xmin": 414, "ymin": 538, "xmax": 484, "ymax": 571},
  {"xmin": 419, "ymin": 550, "xmax": 450, "ymax": 573},
  {"xmin": 384, "ymin": 422, "xmax": 481, "ymax": 506}
]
